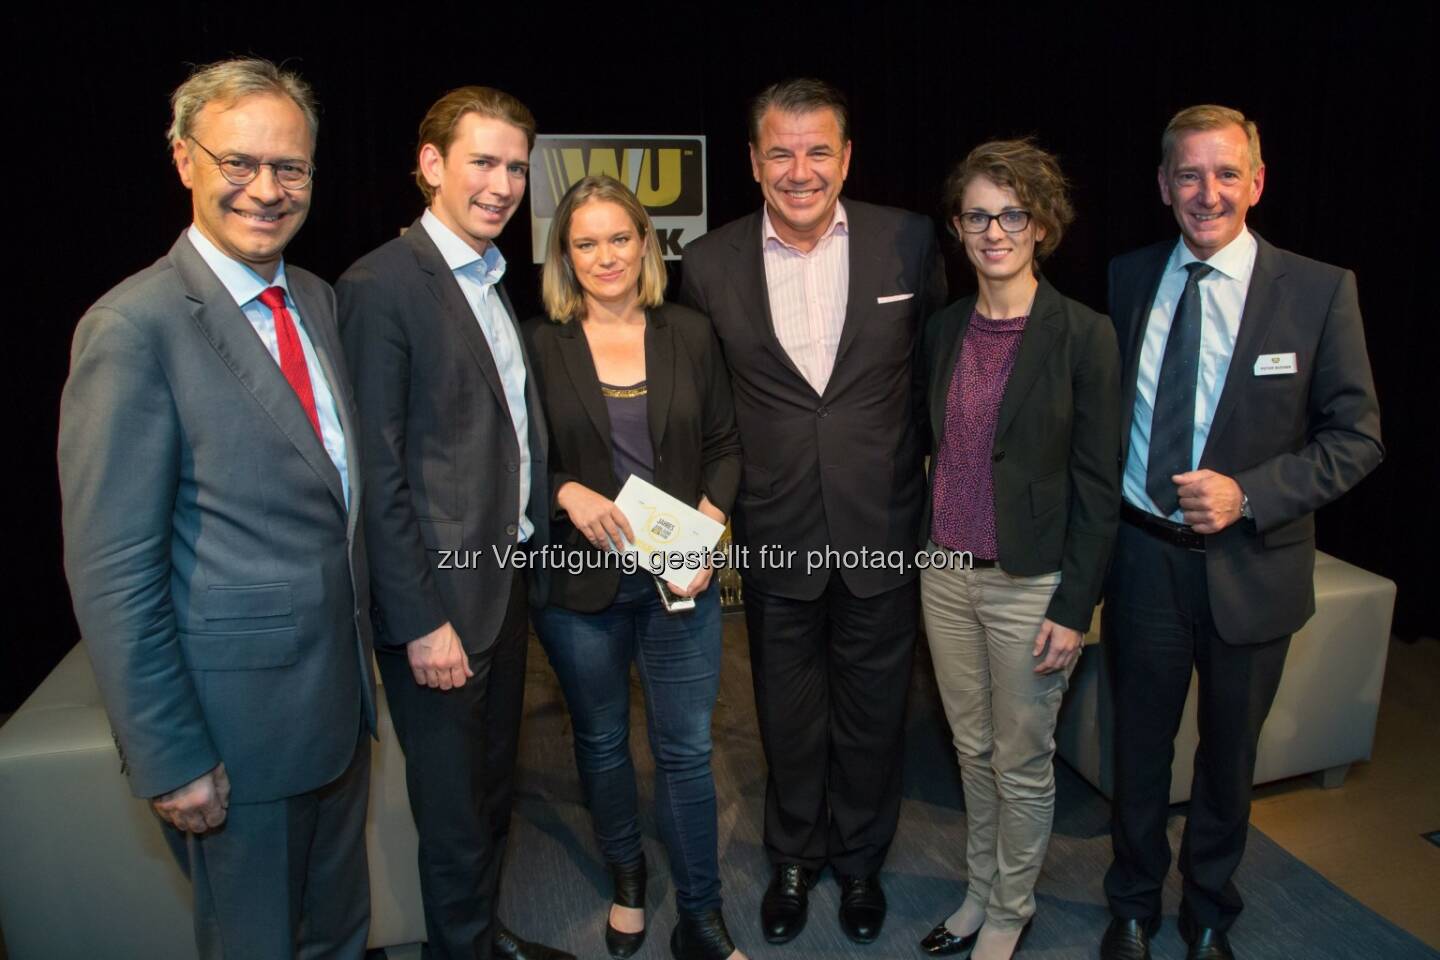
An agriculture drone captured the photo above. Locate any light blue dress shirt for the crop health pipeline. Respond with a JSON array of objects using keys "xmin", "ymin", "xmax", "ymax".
[
  {"xmin": 419, "ymin": 210, "xmax": 533, "ymax": 542},
  {"xmin": 187, "ymin": 225, "xmax": 350, "ymax": 510},
  {"xmin": 1123, "ymin": 227, "xmax": 1257, "ymax": 521}
]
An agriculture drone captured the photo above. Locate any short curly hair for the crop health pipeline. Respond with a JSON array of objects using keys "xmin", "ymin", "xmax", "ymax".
[{"xmin": 941, "ymin": 138, "xmax": 1074, "ymax": 262}]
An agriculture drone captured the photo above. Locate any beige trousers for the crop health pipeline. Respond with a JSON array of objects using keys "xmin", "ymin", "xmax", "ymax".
[{"xmin": 920, "ymin": 553, "xmax": 1074, "ymax": 929}]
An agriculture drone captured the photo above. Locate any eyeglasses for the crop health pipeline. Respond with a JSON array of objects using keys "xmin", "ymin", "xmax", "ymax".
[
  {"xmin": 188, "ymin": 138, "xmax": 316, "ymax": 189},
  {"xmin": 957, "ymin": 210, "xmax": 1031, "ymax": 234}
]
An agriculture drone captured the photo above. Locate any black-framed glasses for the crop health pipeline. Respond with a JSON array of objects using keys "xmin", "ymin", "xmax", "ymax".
[
  {"xmin": 957, "ymin": 210, "xmax": 1031, "ymax": 234},
  {"xmin": 189, "ymin": 138, "xmax": 315, "ymax": 189}
]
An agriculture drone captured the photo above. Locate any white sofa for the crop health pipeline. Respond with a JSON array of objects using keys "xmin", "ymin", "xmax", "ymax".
[
  {"xmin": 1056, "ymin": 552, "xmax": 1397, "ymax": 802},
  {"xmin": 0, "ymin": 647, "xmax": 425, "ymax": 960}
]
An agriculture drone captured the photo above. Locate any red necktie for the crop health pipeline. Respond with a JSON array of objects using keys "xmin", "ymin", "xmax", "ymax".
[{"xmin": 258, "ymin": 286, "xmax": 322, "ymax": 440}]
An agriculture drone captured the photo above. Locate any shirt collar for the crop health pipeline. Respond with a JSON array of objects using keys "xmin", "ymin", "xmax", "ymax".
[
  {"xmin": 762, "ymin": 199, "xmax": 849, "ymax": 252},
  {"xmin": 1168, "ymin": 225, "xmax": 1257, "ymax": 284},
  {"xmin": 421, "ymin": 208, "xmax": 507, "ymax": 285},
  {"xmin": 187, "ymin": 224, "xmax": 290, "ymax": 308}
]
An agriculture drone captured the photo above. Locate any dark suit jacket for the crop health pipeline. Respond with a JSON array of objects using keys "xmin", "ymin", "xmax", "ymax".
[
  {"xmin": 524, "ymin": 302, "xmax": 742, "ymax": 612},
  {"xmin": 679, "ymin": 200, "xmax": 946, "ymax": 599},
  {"xmin": 337, "ymin": 219, "xmax": 550, "ymax": 655},
  {"xmin": 1109, "ymin": 233, "xmax": 1383, "ymax": 642},
  {"xmin": 920, "ymin": 278, "xmax": 1121, "ymax": 631},
  {"xmin": 59, "ymin": 232, "xmax": 376, "ymax": 805}
]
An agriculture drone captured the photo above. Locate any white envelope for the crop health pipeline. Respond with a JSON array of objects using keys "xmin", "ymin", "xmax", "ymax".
[{"xmin": 613, "ymin": 476, "xmax": 727, "ymax": 590}]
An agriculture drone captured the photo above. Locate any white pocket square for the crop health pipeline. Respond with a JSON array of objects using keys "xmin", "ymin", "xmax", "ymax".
[{"xmin": 876, "ymin": 293, "xmax": 914, "ymax": 304}]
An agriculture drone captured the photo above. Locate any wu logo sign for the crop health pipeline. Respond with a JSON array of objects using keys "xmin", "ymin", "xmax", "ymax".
[{"xmin": 530, "ymin": 135, "xmax": 707, "ymax": 263}]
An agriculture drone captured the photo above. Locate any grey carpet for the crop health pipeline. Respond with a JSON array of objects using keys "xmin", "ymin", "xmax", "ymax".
[{"xmin": 491, "ymin": 613, "xmax": 1438, "ymax": 960}]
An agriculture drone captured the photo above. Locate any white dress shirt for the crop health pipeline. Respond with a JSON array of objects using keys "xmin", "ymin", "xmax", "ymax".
[
  {"xmin": 420, "ymin": 210, "xmax": 533, "ymax": 542},
  {"xmin": 761, "ymin": 201, "xmax": 850, "ymax": 395},
  {"xmin": 1123, "ymin": 227, "xmax": 1258, "ymax": 521},
  {"xmin": 187, "ymin": 225, "xmax": 350, "ymax": 509}
]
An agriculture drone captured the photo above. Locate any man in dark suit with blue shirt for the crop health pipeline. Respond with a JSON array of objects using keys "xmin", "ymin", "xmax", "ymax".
[
  {"xmin": 59, "ymin": 58, "xmax": 376, "ymax": 959},
  {"xmin": 1099, "ymin": 105, "xmax": 1383, "ymax": 960}
]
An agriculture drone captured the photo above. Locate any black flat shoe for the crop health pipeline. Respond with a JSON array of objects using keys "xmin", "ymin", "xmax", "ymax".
[
  {"xmin": 761, "ymin": 863, "xmax": 817, "ymax": 943},
  {"xmin": 670, "ymin": 908, "xmax": 737, "ymax": 960},
  {"xmin": 837, "ymin": 873, "xmax": 887, "ymax": 944},
  {"xmin": 605, "ymin": 855, "xmax": 647, "ymax": 959},
  {"xmin": 1179, "ymin": 906, "xmax": 1234, "ymax": 960},
  {"xmin": 919, "ymin": 922, "xmax": 979, "ymax": 956},
  {"xmin": 1099, "ymin": 915, "xmax": 1159, "ymax": 960},
  {"xmin": 493, "ymin": 922, "xmax": 576, "ymax": 960}
]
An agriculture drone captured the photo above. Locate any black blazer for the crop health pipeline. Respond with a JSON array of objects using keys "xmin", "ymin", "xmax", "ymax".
[
  {"xmin": 679, "ymin": 199, "xmax": 947, "ymax": 600},
  {"xmin": 525, "ymin": 302, "xmax": 742, "ymax": 613},
  {"xmin": 920, "ymin": 277, "xmax": 1122, "ymax": 631},
  {"xmin": 1109, "ymin": 233, "xmax": 1383, "ymax": 643},
  {"xmin": 337, "ymin": 219, "xmax": 551, "ymax": 654}
]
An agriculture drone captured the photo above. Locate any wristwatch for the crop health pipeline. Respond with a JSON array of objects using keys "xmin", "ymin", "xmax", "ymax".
[{"xmin": 1240, "ymin": 491, "xmax": 1253, "ymax": 520}]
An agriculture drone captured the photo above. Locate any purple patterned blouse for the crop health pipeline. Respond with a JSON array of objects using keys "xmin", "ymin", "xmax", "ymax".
[{"xmin": 931, "ymin": 309, "xmax": 1029, "ymax": 558}]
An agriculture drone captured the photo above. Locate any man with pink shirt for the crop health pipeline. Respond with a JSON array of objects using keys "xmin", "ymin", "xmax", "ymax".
[{"xmin": 680, "ymin": 77, "xmax": 945, "ymax": 947}]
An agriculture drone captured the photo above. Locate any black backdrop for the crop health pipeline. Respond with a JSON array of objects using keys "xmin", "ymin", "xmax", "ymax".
[{"xmin": 8, "ymin": 6, "xmax": 1436, "ymax": 711}]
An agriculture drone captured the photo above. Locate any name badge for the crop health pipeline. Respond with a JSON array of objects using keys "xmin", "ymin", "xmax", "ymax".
[{"xmin": 1254, "ymin": 352, "xmax": 1298, "ymax": 376}]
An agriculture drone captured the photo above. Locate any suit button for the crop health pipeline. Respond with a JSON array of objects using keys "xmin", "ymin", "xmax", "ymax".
[
  {"xmin": 992, "ymin": 451, "xmax": 1005, "ymax": 462},
  {"xmin": 817, "ymin": 406, "xmax": 829, "ymax": 418},
  {"xmin": 506, "ymin": 461, "xmax": 518, "ymax": 473},
  {"xmin": 506, "ymin": 524, "xmax": 518, "ymax": 536}
]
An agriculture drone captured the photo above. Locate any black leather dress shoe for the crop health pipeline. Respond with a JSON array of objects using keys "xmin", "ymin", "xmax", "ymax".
[
  {"xmin": 606, "ymin": 855, "xmax": 647, "ymax": 959},
  {"xmin": 494, "ymin": 922, "xmax": 576, "ymax": 960},
  {"xmin": 761, "ymin": 863, "xmax": 817, "ymax": 943},
  {"xmin": 919, "ymin": 922, "xmax": 978, "ymax": 956},
  {"xmin": 1099, "ymin": 916, "xmax": 1159, "ymax": 960},
  {"xmin": 670, "ymin": 908, "xmax": 737, "ymax": 960},
  {"xmin": 837, "ymin": 873, "xmax": 887, "ymax": 944},
  {"xmin": 1179, "ymin": 908, "xmax": 1234, "ymax": 960}
]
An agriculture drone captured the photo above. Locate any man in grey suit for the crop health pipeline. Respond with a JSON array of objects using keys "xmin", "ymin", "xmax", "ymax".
[
  {"xmin": 59, "ymin": 58, "xmax": 376, "ymax": 959},
  {"xmin": 679, "ymin": 78, "xmax": 945, "ymax": 946},
  {"xmin": 1099, "ymin": 105, "xmax": 1383, "ymax": 960},
  {"xmin": 337, "ymin": 87, "xmax": 569, "ymax": 960}
]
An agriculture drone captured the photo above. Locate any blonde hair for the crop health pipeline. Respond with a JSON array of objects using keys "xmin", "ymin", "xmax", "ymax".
[
  {"xmin": 1161, "ymin": 104, "xmax": 1263, "ymax": 174},
  {"xmin": 541, "ymin": 176, "xmax": 667, "ymax": 322},
  {"xmin": 167, "ymin": 57, "xmax": 317, "ymax": 150},
  {"xmin": 414, "ymin": 86, "xmax": 536, "ymax": 203}
]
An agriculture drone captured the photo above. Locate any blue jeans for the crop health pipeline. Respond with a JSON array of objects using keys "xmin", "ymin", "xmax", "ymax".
[{"xmin": 534, "ymin": 572, "xmax": 723, "ymax": 914}]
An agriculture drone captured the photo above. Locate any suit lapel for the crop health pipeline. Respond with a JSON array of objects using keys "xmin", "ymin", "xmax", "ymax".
[
  {"xmin": 833, "ymin": 202, "xmax": 877, "ymax": 372},
  {"xmin": 403, "ymin": 223, "xmax": 514, "ymax": 422},
  {"xmin": 929, "ymin": 296, "xmax": 975, "ymax": 442},
  {"xmin": 1201, "ymin": 234, "xmax": 1285, "ymax": 464},
  {"xmin": 170, "ymin": 234, "xmax": 345, "ymax": 513},
  {"xmin": 994, "ymin": 281, "xmax": 1063, "ymax": 441},
  {"xmin": 731, "ymin": 213, "xmax": 808, "ymax": 386},
  {"xmin": 287, "ymin": 277, "xmax": 350, "ymax": 514},
  {"xmin": 645, "ymin": 309, "xmax": 675, "ymax": 453},
  {"xmin": 556, "ymin": 321, "xmax": 612, "ymax": 446},
  {"xmin": 1118, "ymin": 244, "xmax": 1171, "ymax": 443}
]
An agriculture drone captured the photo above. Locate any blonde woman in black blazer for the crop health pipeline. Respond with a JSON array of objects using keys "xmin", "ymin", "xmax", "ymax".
[
  {"xmin": 524, "ymin": 175, "xmax": 746, "ymax": 960},
  {"xmin": 916, "ymin": 141, "xmax": 1121, "ymax": 960}
]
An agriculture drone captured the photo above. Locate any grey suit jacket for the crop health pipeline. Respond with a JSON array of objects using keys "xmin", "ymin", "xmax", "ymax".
[
  {"xmin": 1108, "ymin": 233, "xmax": 1384, "ymax": 642},
  {"xmin": 337, "ymin": 220, "xmax": 550, "ymax": 655},
  {"xmin": 679, "ymin": 200, "xmax": 946, "ymax": 599},
  {"xmin": 59, "ymin": 231, "xmax": 376, "ymax": 804}
]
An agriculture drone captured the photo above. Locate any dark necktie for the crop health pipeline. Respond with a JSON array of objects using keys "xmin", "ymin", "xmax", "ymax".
[
  {"xmin": 258, "ymin": 286, "xmax": 322, "ymax": 439},
  {"xmin": 1146, "ymin": 261, "xmax": 1213, "ymax": 515}
]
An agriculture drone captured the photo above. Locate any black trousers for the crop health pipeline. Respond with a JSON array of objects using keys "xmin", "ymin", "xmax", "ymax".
[
  {"xmin": 378, "ymin": 573, "xmax": 529, "ymax": 960},
  {"xmin": 163, "ymin": 726, "xmax": 372, "ymax": 960},
  {"xmin": 744, "ymin": 573, "xmax": 918, "ymax": 878},
  {"xmin": 1102, "ymin": 521, "xmax": 1290, "ymax": 931}
]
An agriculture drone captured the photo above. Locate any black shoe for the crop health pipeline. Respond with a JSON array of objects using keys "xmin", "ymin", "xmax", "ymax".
[
  {"xmin": 494, "ymin": 922, "xmax": 576, "ymax": 960},
  {"xmin": 837, "ymin": 873, "xmax": 887, "ymax": 944},
  {"xmin": 1179, "ymin": 907, "xmax": 1234, "ymax": 960},
  {"xmin": 606, "ymin": 855, "xmax": 647, "ymax": 959},
  {"xmin": 1099, "ymin": 915, "xmax": 1159, "ymax": 960},
  {"xmin": 670, "ymin": 908, "xmax": 737, "ymax": 960},
  {"xmin": 761, "ymin": 863, "xmax": 817, "ymax": 943},
  {"xmin": 919, "ymin": 922, "xmax": 978, "ymax": 956}
]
